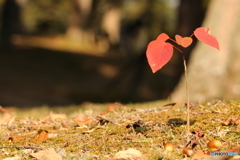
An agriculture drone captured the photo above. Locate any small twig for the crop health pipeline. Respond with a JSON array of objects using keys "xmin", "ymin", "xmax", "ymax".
[
  {"xmin": 119, "ymin": 103, "xmax": 176, "ymax": 122},
  {"xmin": 137, "ymin": 103, "xmax": 176, "ymax": 113},
  {"xmin": 0, "ymin": 146, "xmax": 43, "ymax": 150},
  {"xmin": 102, "ymin": 103, "xmax": 176, "ymax": 125},
  {"xmin": 184, "ymin": 135, "xmax": 195, "ymax": 148}
]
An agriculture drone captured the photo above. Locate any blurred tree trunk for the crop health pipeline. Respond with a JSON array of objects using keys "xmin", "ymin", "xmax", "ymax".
[
  {"xmin": 171, "ymin": 0, "xmax": 240, "ymax": 102},
  {"xmin": 66, "ymin": 0, "xmax": 93, "ymax": 41},
  {"xmin": 0, "ymin": 0, "xmax": 22, "ymax": 49},
  {"xmin": 171, "ymin": 0, "xmax": 206, "ymax": 97},
  {"xmin": 101, "ymin": 3, "xmax": 121, "ymax": 47},
  {"xmin": 66, "ymin": 0, "xmax": 121, "ymax": 47},
  {"xmin": 177, "ymin": 0, "xmax": 206, "ymax": 61}
]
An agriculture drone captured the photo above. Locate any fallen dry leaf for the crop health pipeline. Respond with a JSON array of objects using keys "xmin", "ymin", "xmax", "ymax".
[
  {"xmin": 48, "ymin": 133, "xmax": 58, "ymax": 139},
  {"xmin": 56, "ymin": 148, "xmax": 67, "ymax": 157},
  {"xmin": 191, "ymin": 128, "xmax": 204, "ymax": 137},
  {"xmin": 222, "ymin": 118, "xmax": 240, "ymax": 126},
  {"xmin": 0, "ymin": 106, "xmax": 13, "ymax": 116},
  {"xmin": 36, "ymin": 130, "xmax": 48, "ymax": 144},
  {"xmin": 30, "ymin": 148, "xmax": 62, "ymax": 160},
  {"xmin": 0, "ymin": 106, "xmax": 15, "ymax": 125},
  {"xmin": 228, "ymin": 146, "xmax": 240, "ymax": 154},
  {"xmin": 2, "ymin": 156, "xmax": 22, "ymax": 160},
  {"xmin": 191, "ymin": 150, "xmax": 210, "ymax": 160},
  {"xmin": 22, "ymin": 149, "xmax": 34, "ymax": 154},
  {"xmin": 197, "ymin": 146, "xmax": 240, "ymax": 160},
  {"xmin": 113, "ymin": 148, "xmax": 147, "ymax": 160},
  {"xmin": 42, "ymin": 113, "xmax": 67, "ymax": 122},
  {"xmin": 107, "ymin": 103, "xmax": 115, "ymax": 112},
  {"xmin": 8, "ymin": 136, "xmax": 26, "ymax": 141},
  {"xmin": 75, "ymin": 115, "xmax": 92, "ymax": 125},
  {"xmin": 107, "ymin": 102, "xmax": 123, "ymax": 112},
  {"xmin": 95, "ymin": 116, "xmax": 111, "ymax": 125}
]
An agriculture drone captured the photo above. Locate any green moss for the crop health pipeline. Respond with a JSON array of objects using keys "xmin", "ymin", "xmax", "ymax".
[{"xmin": 0, "ymin": 100, "xmax": 240, "ymax": 159}]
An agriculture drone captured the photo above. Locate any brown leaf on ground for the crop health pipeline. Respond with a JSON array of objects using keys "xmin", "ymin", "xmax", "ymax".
[
  {"xmin": 191, "ymin": 150, "xmax": 209, "ymax": 160},
  {"xmin": 113, "ymin": 148, "xmax": 147, "ymax": 160},
  {"xmin": 191, "ymin": 128, "xmax": 204, "ymax": 137},
  {"xmin": 0, "ymin": 106, "xmax": 14, "ymax": 123},
  {"xmin": 228, "ymin": 146, "xmax": 240, "ymax": 154},
  {"xmin": 8, "ymin": 136, "xmax": 26, "ymax": 141},
  {"xmin": 0, "ymin": 106, "xmax": 13, "ymax": 116},
  {"xmin": 42, "ymin": 113, "xmax": 67, "ymax": 122},
  {"xmin": 2, "ymin": 156, "xmax": 22, "ymax": 160},
  {"xmin": 56, "ymin": 148, "xmax": 67, "ymax": 157},
  {"xmin": 107, "ymin": 102, "xmax": 123, "ymax": 112},
  {"xmin": 107, "ymin": 103, "xmax": 116, "ymax": 112},
  {"xmin": 95, "ymin": 116, "xmax": 111, "ymax": 125},
  {"xmin": 185, "ymin": 132, "xmax": 201, "ymax": 149},
  {"xmin": 36, "ymin": 130, "xmax": 48, "ymax": 144},
  {"xmin": 22, "ymin": 149, "xmax": 34, "ymax": 154},
  {"xmin": 74, "ymin": 115, "xmax": 92, "ymax": 125},
  {"xmin": 222, "ymin": 118, "xmax": 240, "ymax": 126},
  {"xmin": 191, "ymin": 146, "xmax": 240, "ymax": 160},
  {"xmin": 30, "ymin": 148, "xmax": 62, "ymax": 160}
]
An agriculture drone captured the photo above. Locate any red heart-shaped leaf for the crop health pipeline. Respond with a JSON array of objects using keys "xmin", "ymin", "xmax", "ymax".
[
  {"xmin": 156, "ymin": 33, "xmax": 170, "ymax": 42},
  {"xmin": 194, "ymin": 27, "xmax": 220, "ymax": 50},
  {"xmin": 146, "ymin": 40, "xmax": 173, "ymax": 73},
  {"xmin": 175, "ymin": 35, "xmax": 193, "ymax": 48}
]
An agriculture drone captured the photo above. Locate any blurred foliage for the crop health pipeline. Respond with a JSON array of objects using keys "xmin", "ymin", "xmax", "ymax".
[
  {"xmin": 0, "ymin": 0, "xmax": 179, "ymax": 37},
  {"xmin": 21, "ymin": 0, "xmax": 72, "ymax": 34},
  {"xmin": 122, "ymin": 0, "xmax": 178, "ymax": 39}
]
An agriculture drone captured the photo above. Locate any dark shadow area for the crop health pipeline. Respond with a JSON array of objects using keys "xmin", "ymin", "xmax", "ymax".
[
  {"xmin": 0, "ymin": 42, "xmax": 185, "ymax": 107},
  {"xmin": 0, "ymin": 0, "xmax": 208, "ymax": 107},
  {"xmin": 167, "ymin": 118, "xmax": 196, "ymax": 127},
  {"xmin": 0, "ymin": 46, "xmax": 178, "ymax": 107},
  {"xmin": 0, "ymin": 47, "xmax": 114, "ymax": 106}
]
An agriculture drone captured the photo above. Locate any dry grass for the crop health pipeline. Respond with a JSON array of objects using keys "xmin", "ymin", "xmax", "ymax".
[{"xmin": 0, "ymin": 100, "xmax": 239, "ymax": 159}]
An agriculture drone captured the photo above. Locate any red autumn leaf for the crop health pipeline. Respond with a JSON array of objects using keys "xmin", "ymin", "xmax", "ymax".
[
  {"xmin": 36, "ymin": 130, "xmax": 48, "ymax": 144},
  {"xmin": 194, "ymin": 27, "xmax": 220, "ymax": 50},
  {"xmin": 175, "ymin": 35, "xmax": 193, "ymax": 48},
  {"xmin": 156, "ymin": 33, "xmax": 169, "ymax": 42},
  {"xmin": 146, "ymin": 40, "xmax": 173, "ymax": 73}
]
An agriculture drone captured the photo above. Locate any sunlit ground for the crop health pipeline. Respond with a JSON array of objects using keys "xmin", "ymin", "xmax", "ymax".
[{"xmin": 11, "ymin": 34, "xmax": 109, "ymax": 57}]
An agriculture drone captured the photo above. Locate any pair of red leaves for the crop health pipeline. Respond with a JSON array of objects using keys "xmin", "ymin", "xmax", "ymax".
[{"xmin": 146, "ymin": 27, "xmax": 220, "ymax": 73}]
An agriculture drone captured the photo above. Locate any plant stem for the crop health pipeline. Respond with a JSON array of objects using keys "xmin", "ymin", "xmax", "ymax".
[{"xmin": 182, "ymin": 56, "xmax": 190, "ymax": 137}]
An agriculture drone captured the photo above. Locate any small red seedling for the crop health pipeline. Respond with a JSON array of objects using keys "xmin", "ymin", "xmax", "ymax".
[{"xmin": 146, "ymin": 27, "xmax": 220, "ymax": 136}]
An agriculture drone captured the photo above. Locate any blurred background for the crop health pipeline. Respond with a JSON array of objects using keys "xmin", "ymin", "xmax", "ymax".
[{"xmin": 0, "ymin": 0, "xmax": 209, "ymax": 107}]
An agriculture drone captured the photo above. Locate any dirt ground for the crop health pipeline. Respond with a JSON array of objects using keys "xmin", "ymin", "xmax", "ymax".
[{"xmin": 0, "ymin": 100, "xmax": 239, "ymax": 159}]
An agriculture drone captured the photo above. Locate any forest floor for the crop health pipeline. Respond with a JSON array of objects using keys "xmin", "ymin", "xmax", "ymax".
[{"xmin": 0, "ymin": 100, "xmax": 240, "ymax": 160}]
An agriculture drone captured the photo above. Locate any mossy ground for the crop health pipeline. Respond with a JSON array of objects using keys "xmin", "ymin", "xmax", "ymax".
[{"xmin": 0, "ymin": 100, "xmax": 239, "ymax": 159}]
